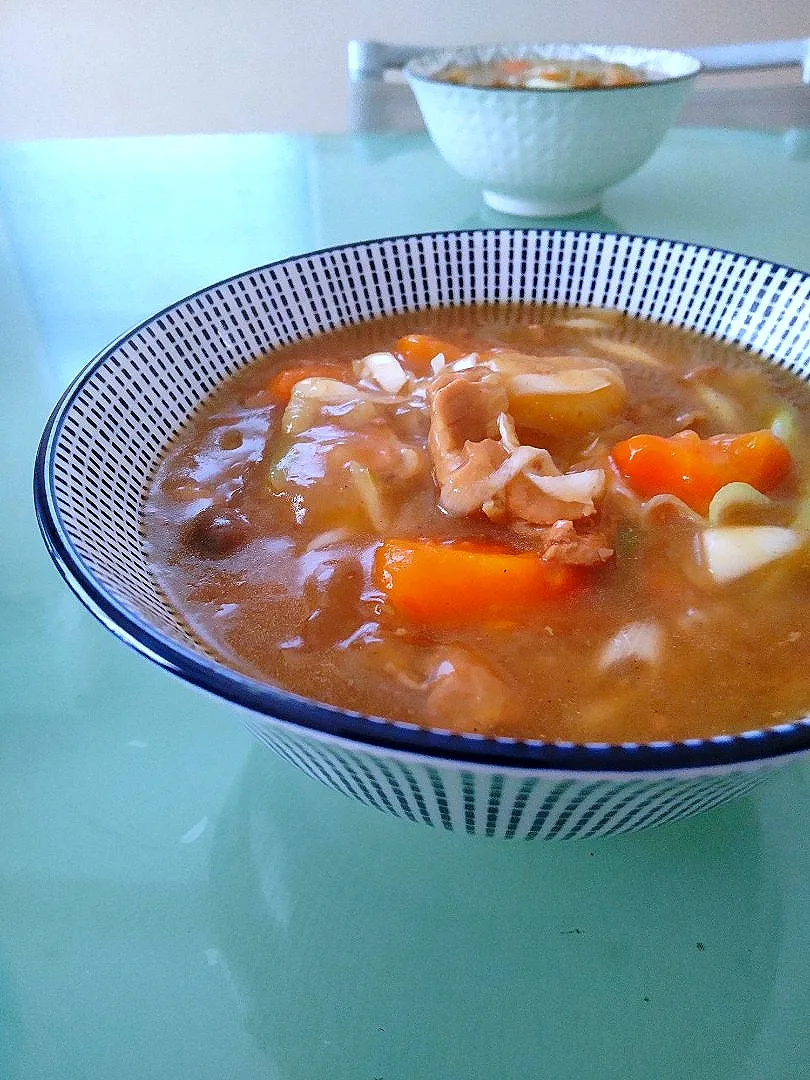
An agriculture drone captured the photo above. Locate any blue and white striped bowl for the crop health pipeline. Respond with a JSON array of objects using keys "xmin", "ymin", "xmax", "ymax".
[{"xmin": 34, "ymin": 230, "xmax": 810, "ymax": 838}]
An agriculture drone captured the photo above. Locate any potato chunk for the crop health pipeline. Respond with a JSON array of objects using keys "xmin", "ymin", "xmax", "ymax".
[{"xmin": 506, "ymin": 367, "xmax": 626, "ymax": 435}]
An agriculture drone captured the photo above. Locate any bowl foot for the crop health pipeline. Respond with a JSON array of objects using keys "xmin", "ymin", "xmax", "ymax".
[{"xmin": 483, "ymin": 190, "xmax": 602, "ymax": 218}]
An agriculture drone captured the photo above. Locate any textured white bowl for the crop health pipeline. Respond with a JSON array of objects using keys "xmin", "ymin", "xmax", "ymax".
[{"xmin": 406, "ymin": 43, "xmax": 701, "ymax": 216}]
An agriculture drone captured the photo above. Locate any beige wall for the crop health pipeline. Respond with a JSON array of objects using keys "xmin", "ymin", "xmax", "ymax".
[{"xmin": 1, "ymin": 0, "xmax": 806, "ymax": 138}]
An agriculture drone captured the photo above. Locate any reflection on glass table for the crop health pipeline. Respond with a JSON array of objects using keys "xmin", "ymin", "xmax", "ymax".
[{"xmin": 210, "ymin": 747, "xmax": 783, "ymax": 1079}]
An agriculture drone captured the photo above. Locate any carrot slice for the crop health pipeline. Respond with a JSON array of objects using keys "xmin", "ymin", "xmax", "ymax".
[
  {"xmin": 394, "ymin": 334, "xmax": 468, "ymax": 376},
  {"xmin": 267, "ymin": 364, "xmax": 347, "ymax": 404},
  {"xmin": 498, "ymin": 59, "xmax": 534, "ymax": 77},
  {"xmin": 611, "ymin": 429, "xmax": 792, "ymax": 515},
  {"xmin": 373, "ymin": 539, "xmax": 583, "ymax": 625}
]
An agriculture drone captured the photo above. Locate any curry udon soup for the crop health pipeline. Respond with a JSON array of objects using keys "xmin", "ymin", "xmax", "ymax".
[
  {"xmin": 144, "ymin": 305, "xmax": 810, "ymax": 745},
  {"xmin": 433, "ymin": 57, "xmax": 649, "ymax": 91}
]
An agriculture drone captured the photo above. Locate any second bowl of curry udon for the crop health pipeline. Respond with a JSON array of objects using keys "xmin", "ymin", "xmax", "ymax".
[
  {"xmin": 405, "ymin": 43, "xmax": 700, "ymax": 216},
  {"xmin": 35, "ymin": 231, "xmax": 810, "ymax": 832}
]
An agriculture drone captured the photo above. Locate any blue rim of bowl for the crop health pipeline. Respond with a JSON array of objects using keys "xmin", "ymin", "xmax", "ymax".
[
  {"xmin": 405, "ymin": 42, "xmax": 703, "ymax": 94},
  {"xmin": 33, "ymin": 228, "xmax": 810, "ymax": 775}
]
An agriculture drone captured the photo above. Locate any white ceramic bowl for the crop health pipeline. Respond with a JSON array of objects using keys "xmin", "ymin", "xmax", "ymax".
[
  {"xmin": 35, "ymin": 230, "xmax": 810, "ymax": 839},
  {"xmin": 406, "ymin": 43, "xmax": 701, "ymax": 216}
]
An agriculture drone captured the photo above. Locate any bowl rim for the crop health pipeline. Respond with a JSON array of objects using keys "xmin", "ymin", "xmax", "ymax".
[
  {"xmin": 33, "ymin": 226, "xmax": 810, "ymax": 776},
  {"xmin": 405, "ymin": 41, "xmax": 703, "ymax": 94}
]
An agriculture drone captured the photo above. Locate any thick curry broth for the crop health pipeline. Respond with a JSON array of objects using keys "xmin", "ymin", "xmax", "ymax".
[{"xmin": 144, "ymin": 305, "xmax": 810, "ymax": 743}]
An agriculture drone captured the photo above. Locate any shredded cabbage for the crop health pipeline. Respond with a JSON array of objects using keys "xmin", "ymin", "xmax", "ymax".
[
  {"xmin": 450, "ymin": 353, "xmax": 479, "ymax": 371},
  {"xmin": 598, "ymin": 621, "xmax": 663, "ymax": 670},
  {"xmin": 282, "ymin": 378, "xmax": 374, "ymax": 435},
  {"xmin": 508, "ymin": 367, "xmax": 618, "ymax": 397},
  {"xmin": 485, "ymin": 446, "xmax": 552, "ymax": 492},
  {"xmin": 359, "ymin": 351, "xmax": 409, "ymax": 394},
  {"xmin": 497, "ymin": 411, "xmax": 521, "ymax": 453},
  {"xmin": 525, "ymin": 468, "xmax": 605, "ymax": 504}
]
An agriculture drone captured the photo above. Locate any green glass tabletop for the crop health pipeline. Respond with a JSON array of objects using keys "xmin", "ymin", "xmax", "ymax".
[{"xmin": 2, "ymin": 126, "xmax": 810, "ymax": 1080}]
